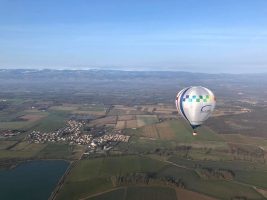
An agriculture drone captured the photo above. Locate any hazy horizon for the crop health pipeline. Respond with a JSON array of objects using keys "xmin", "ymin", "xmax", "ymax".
[{"xmin": 1, "ymin": 67, "xmax": 267, "ymax": 75}]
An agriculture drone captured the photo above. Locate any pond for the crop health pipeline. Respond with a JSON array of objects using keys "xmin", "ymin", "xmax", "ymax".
[{"xmin": 0, "ymin": 160, "xmax": 69, "ymax": 200}]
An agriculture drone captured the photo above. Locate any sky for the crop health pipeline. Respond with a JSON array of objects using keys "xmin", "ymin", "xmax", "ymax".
[{"xmin": 0, "ymin": 0, "xmax": 267, "ymax": 73}]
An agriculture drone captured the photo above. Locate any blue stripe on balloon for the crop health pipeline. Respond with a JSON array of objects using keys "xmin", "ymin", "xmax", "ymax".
[
  {"xmin": 179, "ymin": 87, "xmax": 191, "ymax": 123},
  {"xmin": 179, "ymin": 87, "xmax": 201, "ymax": 130}
]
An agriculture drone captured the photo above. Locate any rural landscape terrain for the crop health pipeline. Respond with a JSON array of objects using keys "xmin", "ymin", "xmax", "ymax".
[{"xmin": 0, "ymin": 69, "xmax": 267, "ymax": 200}]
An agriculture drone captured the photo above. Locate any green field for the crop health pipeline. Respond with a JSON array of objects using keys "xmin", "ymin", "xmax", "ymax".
[
  {"xmin": 87, "ymin": 186, "xmax": 177, "ymax": 200},
  {"xmin": 0, "ymin": 121, "xmax": 35, "ymax": 130},
  {"xmin": 137, "ymin": 115, "xmax": 159, "ymax": 126},
  {"xmin": 157, "ymin": 165, "xmax": 264, "ymax": 200},
  {"xmin": 0, "ymin": 109, "xmax": 48, "ymax": 131},
  {"xmin": 37, "ymin": 143, "xmax": 73, "ymax": 159},
  {"xmin": 0, "ymin": 111, "xmax": 24, "ymax": 122},
  {"xmin": 67, "ymin": 156, "xmax": 166, "ymax": 182},
  {"xmin": 50, "ymin": 105, "xmax": 79, "ymax": 111},
  {"xmin": 117, "ymin": 135, "xmax": 176, "ymax": 154},
  {"xmin": 0, "ymin": 143, "xmax": 46, "ymax": 159},
  {"xmin": 126, "ymin": 186, "xmax": 176, "ymax": 200},
  {"xmin": 168, "ymin": 157, "xmax": 267, "ymax": 171},
  {"xmin": 56, "ymin": 156, "xmax": 167, "ymax": 200},
  {"xmin": 0, "ymin": 141, "xmax": 83, "ymax": 160},
  {"xmin": 79, "ymin": 104, "xmax": 107, "ymax": 112},
  {"xmin": 168, "ymin": 157, "xmax": 267, "ymax": 189},
  {"xmin": 119, "ymin": 119, "xmax": 229, "ymax": 160},
  {"xmin": 50, "ymin": 104, "xmax": 107, "ymax": 117},
  {"xmin": 222, "ymin": 134, "xmax": 267, "ymax": 149},
  {"xmin": 58, "ymin": 177, "xmax": 113, "ymax": 200},
  {"xmin": 186, "ymin": 149, "xmax": 233, "ymax": 161},
  {"xmin": 169, "ymin": 120, "xmax": 223, "ymax": 143},
  {"xmin": 0, "ymin": 141, "xmax": 17, "ymax": 150},
  {"xmin": 34, "ymin": 111, "xmax": 68, "ymax": 132},
  {"xmin": 86, "ymin": 188, "xmax": 125, "ymax": 200},
  {"xmin": 235, "ymin": 170, "xmax": 267, "ymax": 188}
]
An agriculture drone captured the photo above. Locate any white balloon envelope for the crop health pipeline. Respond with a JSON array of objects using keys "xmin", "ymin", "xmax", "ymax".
[{"xmin": 175, "ymin": 86, "xmax": 216, "ymax": 133}]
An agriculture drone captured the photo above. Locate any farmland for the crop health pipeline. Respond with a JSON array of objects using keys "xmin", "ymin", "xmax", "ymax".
[
  {"xmin": 56, "ymin": 154, "xmax": 266, "ymax": 200},
  {"xmin": 136, "ymin": 115, "xmax": 159, "ymax": 127},
  {"xmin": 51, "ymin": 104, "xmax": 107, "ymax": 116},
  {"xmin": 1, "ymin": 100, "xmax": 267, "ymax": 199},
  {"xmin": 0, "ymin": 142, "xmax": 46, "ymax": 159},
  {"xmin": 56, "ymin": 156, "xmax": 167, "ymax": 200},
  {"xmin": 156, "ymin": 165, "xmax": 263, "ymax": 200},
  {"xmin": 1, "ymin": 70, "xmax": 267, "ymax": 200},
  {"xmin": 167, "ymin": 157, "xmax": 267, "ymax": 188},
  {"xmin": 85, "ymin": 186, "xmax": 219, "ymax": 200},
  {"xmin": 34, "ymin": 112, "xmax": 68, "ymax": 132}
]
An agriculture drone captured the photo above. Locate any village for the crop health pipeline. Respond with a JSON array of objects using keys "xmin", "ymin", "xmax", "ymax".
[{"xmin": 27, "ymin": 120, "xmax": 130, "ymax": 152}]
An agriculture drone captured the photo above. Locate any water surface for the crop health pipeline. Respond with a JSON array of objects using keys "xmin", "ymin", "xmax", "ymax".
[{"xmin": 0, "ymin": 160, "xmax": 69, "ymax": 200}]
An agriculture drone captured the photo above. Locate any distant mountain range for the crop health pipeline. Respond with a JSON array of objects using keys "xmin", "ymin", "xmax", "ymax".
[{"xmin": 0, "ymin": 68, "xmax": 267, "ymax": 80}]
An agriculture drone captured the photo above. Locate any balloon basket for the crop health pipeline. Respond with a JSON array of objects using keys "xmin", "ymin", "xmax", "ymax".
[{"xmin": 192, "ymin": 132, "xmax": 198, "ymax": 136}]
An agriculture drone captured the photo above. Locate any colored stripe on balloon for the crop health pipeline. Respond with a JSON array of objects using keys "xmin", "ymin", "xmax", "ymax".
[{"xmin": 179, "ymin": 87, "xmax": 191, "ymax": 123}]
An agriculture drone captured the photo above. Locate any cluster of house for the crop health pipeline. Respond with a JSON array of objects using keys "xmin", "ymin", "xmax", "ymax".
[
  {"xmin": 27, "ymin": 120, "xmax": 89, "ymax": 144},
  {"xmin": 0, "ymin": 130, "xmax": 21, "ymax": 138},
  {"xmin": 88, "ymin": 134, "xmax": 130, "ymax": 149},
  {"xmin": 27, "ymin": 120, "xmax": 130, "ymax": 150}
]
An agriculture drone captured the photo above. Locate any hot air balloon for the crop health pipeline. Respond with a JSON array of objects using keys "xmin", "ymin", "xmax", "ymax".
[{"xmin": 175, "ymin": 86, "xmax": 216, "ymax": 136}]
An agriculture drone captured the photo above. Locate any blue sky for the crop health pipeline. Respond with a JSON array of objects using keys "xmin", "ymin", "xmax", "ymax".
[{"xmin": 0, "ymin": 0, "xmax": 267, "ymax": 73}]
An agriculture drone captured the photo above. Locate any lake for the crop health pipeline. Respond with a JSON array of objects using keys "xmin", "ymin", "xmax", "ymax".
[{"xmin": 0, "ymin": 160, "xmax": 69, "ymax": 200}]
